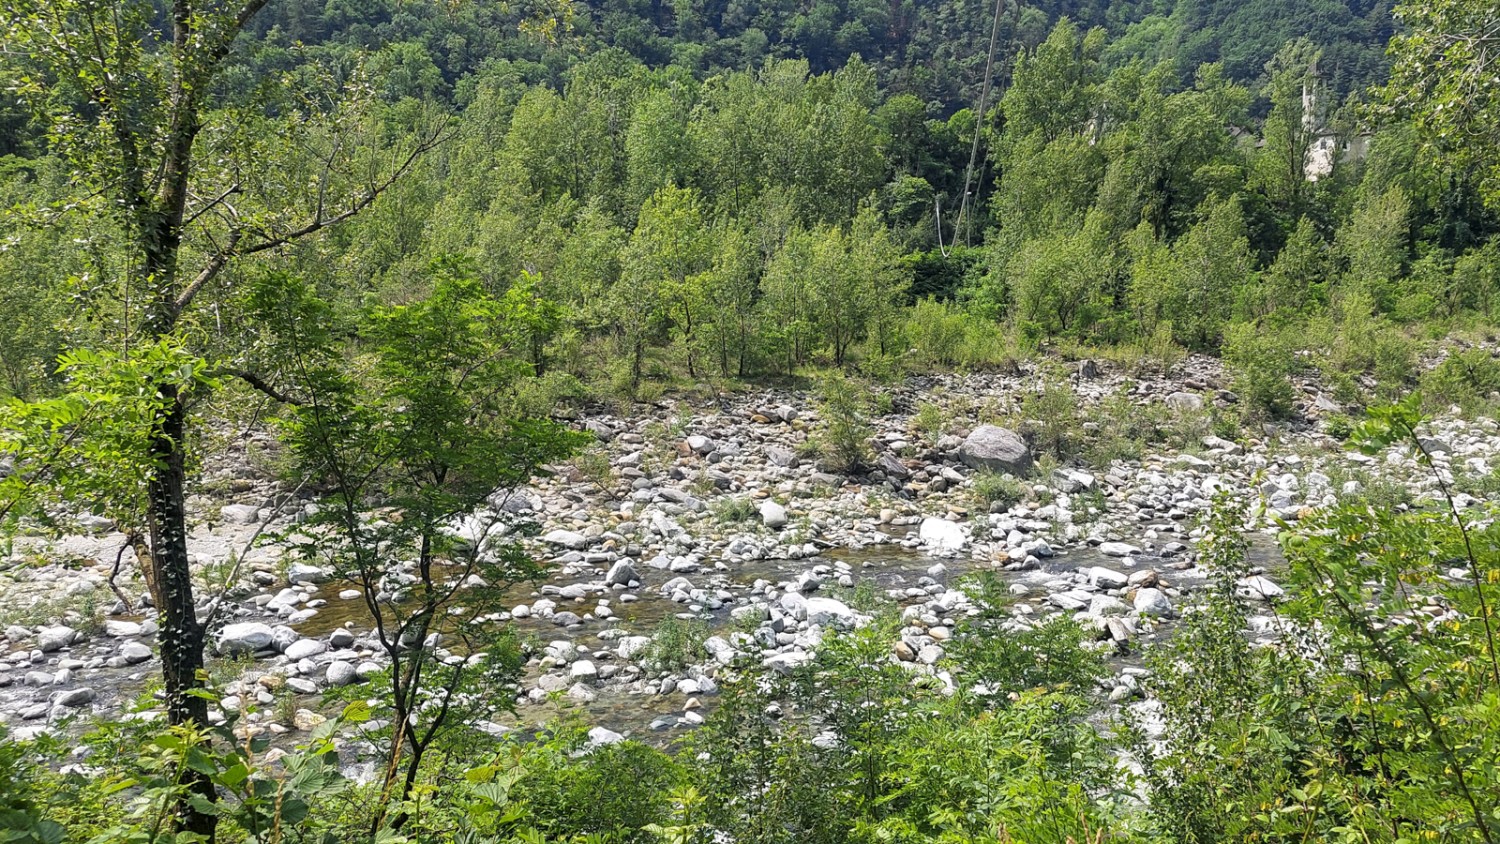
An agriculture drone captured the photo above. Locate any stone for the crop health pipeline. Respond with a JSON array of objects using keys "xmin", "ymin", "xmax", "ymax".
[
  {"xmin": 217, "ymin": 622, "xmax": 275, "ymax": 656},
  {"xmin": 544, "ymin": 530, "xmax": 588, "ymax": 550},
  {"xmin": 959, "ymin": 425, "xmax": 1033, "ymax": 474},
  {"xmin": 1237, "ymin": 576, "xmax": 1285, "ymax": 601},
  {"xmin": 1098, "ymin": 542, "xmax": 1140, "ymax": 558},
  {"xmin": 919, "ymin": 517, "xmax": 966, "ymax": 553},
  {"xmin": 329, "ymin": 628, "xmax": 356, "ymax": 648},
  {"xmin": 292, "ymin": 709, "xmax": 326, "ymax": 731},
  {"xmin": 878, "ymin": 453, "xmax": 910, "ymax": 479},
  {"xmin": 803, "ymin": 597, "xmax": 858, "ymax": 628},
  {"xmin": 221, "ymin": 504, "xmax": 261, "ymax": 525},
  {"xmin": 605, "ymin": 560, "xmax": 640, "ymax": 587},
  {"xmin": 104, "ymin": 620, "xmax": 142, "ymax": 638},
  {"xmin": 36, "ymin": 627, "xmax": 77, "ymax": 653},
  {"xmin": 759, "ymin": 500, "xmax": 788, "ymax": 530},
  {"xmin": 570, "ymin": 660, "xmax": 598, "ymax": 681},
  {"xmin": 1133, "ymin": 588, "xmax": 1173, "ymax": 617},
  {"xmin": 53, "ymin": 687, "xmax": 94, "ymax": 707},
  {"xmin": 283, "ymin": 639, "xmax": 327, "ymax": 661},
  {"xmin": 1051, "ymin": 468, "xmax": 1094, "ymax": 493},
  {"xmin": 286, "ymin": 678, "xmax": 318, "ymax": 695},
  {"xmin": 1088, "ymin": 567, "xmax": 1129, "ymax": 589},
  {"xmin": 685, "ymin": 435, "xmax": 716, "ymax": 454},
  {"xmin": 766, "ymin": 446, "xmax": 798, "ymax": 468},
  {"xmin": 588, "ymin": 726, "xmax": 625, "ymax": 745},
  {"xmin": 119, "ymin": 642, "xmax": 153, "ymax": 665},
  {"xmin": 286, "ymin": 562, "xmax": 329, "ymax": 584},
  {"xmin": 325, "ymin": 660, "xmax": 357, "ymax": 686},
  {"xmin": 1165, "ymin": 392, "xmax": 1204, "ymax": 413}
]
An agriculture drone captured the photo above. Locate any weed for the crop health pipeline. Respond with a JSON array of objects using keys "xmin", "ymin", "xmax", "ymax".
[
  {"xmin": 710, "ymin": 497, "xmax": 759, "ymax": 524},
  {"xmin": 972, "ymin": 471, "xmax": 1027, "ymax": 510},
  {"xmin": 642, "ymin": 616, "xmax": 710, "ymax": 674}
]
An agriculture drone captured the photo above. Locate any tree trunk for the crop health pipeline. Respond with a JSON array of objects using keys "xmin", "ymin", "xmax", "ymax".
[{"xmin": 146, "ymin": 385, "xmax": 217, "ymax": 841}]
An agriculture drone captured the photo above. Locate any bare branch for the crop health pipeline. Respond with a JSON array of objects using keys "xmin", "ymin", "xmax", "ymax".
[
  {"xmin": 212, "ymin": 368, "xmax": 305, "ymax": 406},
  {"xmin": 173, "ymin": 119, "xmax": 455, "ymax": 316}
]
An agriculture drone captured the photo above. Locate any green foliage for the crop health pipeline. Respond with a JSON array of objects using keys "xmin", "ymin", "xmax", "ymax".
[
  {"xmin": 970, "ymin": 471, "xmax": 1028, "ymax": 510},
  {"xmin": 506, "ymin": 734, "xmax": 685, "ymax": 843},
  {"xmin": 1222, "ymin": 321, "xmax": 1300, "ymax": 420},
  {"xmin": 947, "ymin": 573, "xmax": 1107, "ymax": 699},
  {"xmin": 808, "ymin": 375, "xmax": 873, "ymax": 473},
  {"xmin": 709, "ymin": 496, "xmax": 759, "ymax": 524},
  {"xmin": 642, "ymin": 616, "xmax": 710, "ymax": 674},
  {"xmin": 1015, "ymin": 374, "xmax": 1082, "ymax": 461},
  {"xmin": 1420, "ymin": 347, "xmax": 1500, "ymax": 413}
]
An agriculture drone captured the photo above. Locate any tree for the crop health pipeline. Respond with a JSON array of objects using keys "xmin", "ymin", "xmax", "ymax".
[
  {"xmin": 1252, "ymin": 39, "xmax": 1323, "ymax": 220},
  {"xmin": 250, "ymin": 261, "xmax": 585, "ymax": 832},
  {"xmin": 1380, "ymin": 0, "xmax": 1500, "ymax": 210},
  {"xmin": 1337, "ymin": 187, "xmax": 1411, "ymax": 311},
  {"xmin": 1, "ymin": 0, "xmax": 446, "ymax": 834},
  {"xmin": 619, "ymin": 185, "xmax": 714, "ymax": 380},
  {"xmin": 1252, "ymin": 215, "xmax": 1328, "ymax": 317},
  {"xmin": 1129, "ymin": 197, "xmax": 1254, "ymax": 350}
]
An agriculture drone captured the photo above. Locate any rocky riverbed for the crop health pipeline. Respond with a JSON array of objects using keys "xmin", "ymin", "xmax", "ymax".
[{"xmin": 2, "ymin": 354, "xmax": 1495, "ymax": 755}]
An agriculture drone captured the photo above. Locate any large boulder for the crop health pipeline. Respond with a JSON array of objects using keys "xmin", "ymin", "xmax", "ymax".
[
  {"xmin": 959, "ymin": 426, "xmax": 1032, "ymax": 474},
  {"xmin": 1165, "ymin": 391, "xmax": 1204, "ymax": 413},
  {"xmin": 216, "ymin": 622, "xmax": 275, "ymax": 656},
  {"xmin": 803, "ymin": 597, "xmax": 859, "ymax": 628}
]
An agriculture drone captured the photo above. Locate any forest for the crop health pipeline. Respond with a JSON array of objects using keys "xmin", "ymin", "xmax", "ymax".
[{"xmin": 1, "ymin": 0, "xmax": 1500, "ymax": 841}]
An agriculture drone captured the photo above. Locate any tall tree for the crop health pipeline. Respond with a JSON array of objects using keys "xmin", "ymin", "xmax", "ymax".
[{"xmin": 2, "ymin": 0, "xmax": 446, "ymax": 834}]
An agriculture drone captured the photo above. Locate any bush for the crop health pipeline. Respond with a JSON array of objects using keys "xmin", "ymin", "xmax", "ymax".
[
  {"xmin": 510, "ymin": 734, "xmax": 685, "ymax": 843},
  {"xmin": 1222, "ymin": 321, "xmax": 1299, "ymax": 420},
  {"xmin": 971, "ymin": 471, "xmax": 1027, "ymax": 510},
  {"xmin": 808, "ymin": 374, "xmax": 873, "ymax": 473},
  {"xmin": 1420, "ymin": 347, "xmax": 1500, "ymax": 413},
  {"xmin": 710, "ymin": 496, "xmax": 760, "ymax": 524},
  {"xmin": 642, "ymin": 616, "xmax": 710, "ymax": 673},
  {"xmin": 1016, "ymin": 373, "xmax": 1083, "ymax": 460}
]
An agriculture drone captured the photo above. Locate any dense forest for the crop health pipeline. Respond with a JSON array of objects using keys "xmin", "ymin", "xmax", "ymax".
[{"xmin": 2, "ymin": 0, "xmax": 1500, "ymax": 841}]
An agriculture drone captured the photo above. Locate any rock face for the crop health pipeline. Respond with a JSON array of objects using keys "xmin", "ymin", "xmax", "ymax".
[
  {"xmin": 959, "ymin": 425, "xmax": 1033, "ymax": 474},
  {"xmin": 217, "ymin": 622, "xmax": 275, "ymax": 655}
]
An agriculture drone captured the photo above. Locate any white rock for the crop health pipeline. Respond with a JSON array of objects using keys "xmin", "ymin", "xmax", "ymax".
[{"xmin": 919, "ymin": 518, "xmax": 966, "ymax": 553}]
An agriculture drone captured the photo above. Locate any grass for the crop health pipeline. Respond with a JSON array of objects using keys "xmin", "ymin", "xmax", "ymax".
[
  {"xmin": 710, "ymin": 497, "xmax": 759, "ymax": 524},
  {"xmin": 972, "ymin": 471, "xmax": 1028, "ymax": 510}
]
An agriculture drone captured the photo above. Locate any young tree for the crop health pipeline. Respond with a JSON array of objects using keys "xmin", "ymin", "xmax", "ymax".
[
  {"xmin": 620, "ymin": 186, "xmax": 715, "ymax": 379},
  {"xmin": 250, "ymin": 261, "xmax": 585, "ymax": 832},
  {"xmin": 1, "ymin": 1, "xmax": 447, "ymax": 834}
]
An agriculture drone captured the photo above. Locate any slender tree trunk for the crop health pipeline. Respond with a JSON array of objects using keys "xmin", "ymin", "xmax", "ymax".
[{"xmin": 146, "ymin": 385, "xmax": 217, "ymax": 840}]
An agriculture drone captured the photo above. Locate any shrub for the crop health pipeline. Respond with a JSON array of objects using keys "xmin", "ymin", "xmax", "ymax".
[
  {"xmin": 971, "ymin": 471, "xmax": 1027, "ymax": 510},
  {"xmin": 1015, "ymin": 372, "xmax": 1083, "ymax": 460},
  {"xmin": 1222, "ymin": 321, "xmax": 1299, "ymax": 420},
  {"xmin": 710, "ymin": 496, "xmax": 759, "ymax": 524},
  {"xmin": 510, "ymin": 734, "xmax": 685, "ymax": 843},
  {"xmin": 642, "ymin": 616, "xmax": 710, "ymax": 673},
  {"xmin": 808, "ymin": 375, "xmax": 873, "ymax": 473},
  {"xmin": 1420, "ymin": 347, "xmax": 1500, "ymax": 413}
]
